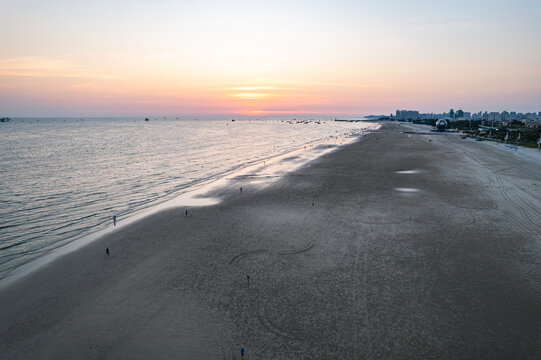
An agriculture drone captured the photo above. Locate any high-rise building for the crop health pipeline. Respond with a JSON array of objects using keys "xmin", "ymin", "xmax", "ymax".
[
  {"xmin": 395, "ymin": 110, "xmax": 420, "ymax": 120},
  {"xmin": 488, "ymin": 112, "xmax": 501, "ymax": 123},
  {"xmin": 450, "ymin": 109, "xmax": 455, "ymax": 118}
]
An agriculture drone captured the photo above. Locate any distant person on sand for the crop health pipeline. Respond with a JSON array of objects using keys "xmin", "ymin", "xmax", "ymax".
[
  {"xmin": 113, "ymin": 215, "xmax": 116, "ymax": 226},
  {"xmin": 185, "ymin": 209, "xmax": 188, "ymax": 217},
  {"xmin": 240, "ymin": 347, "xmax": 245, "ymax": 357},
  {"xmin": 240, "ymin": 187, "xmax": 243, "ymax": 193},
  {"xmin": 246, "ymin": 274, "xmax": 250, "ymax": 283},
  {"xmin": 106, "ymin": 248, "xmax": 109, "ymax": 256}
]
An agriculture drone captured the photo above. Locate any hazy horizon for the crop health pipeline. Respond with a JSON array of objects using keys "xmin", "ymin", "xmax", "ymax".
[
  {"xmin": 4, "ymin": 110, "xmax": 540, "ymax": 119},
  {"xmin": 2, "ymin": 0, "xmax": 540, "ymax": 116}
]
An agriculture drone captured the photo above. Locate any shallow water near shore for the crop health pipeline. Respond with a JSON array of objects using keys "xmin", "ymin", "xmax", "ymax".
[
  {"xmin": 0, "ymin": 130, "xmax": 370, "ymax": 288},
  {"xmin": 0, "ymin": 117, "xmax": 376, "ymax": 279}
]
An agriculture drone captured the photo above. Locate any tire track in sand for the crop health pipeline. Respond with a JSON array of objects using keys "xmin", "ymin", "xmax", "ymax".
[
  {"xmin": 230, "ymin": 242, "xmax": 316, "ymax": 265},
  {"xmin": 488, "ymin": 174, "xmax": 541, "ymax": 237}
]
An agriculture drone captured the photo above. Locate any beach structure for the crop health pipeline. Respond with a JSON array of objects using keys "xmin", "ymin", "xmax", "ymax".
[{"xmin": 435, "ymin": 119, "xmax": 448, "ymax": 131}]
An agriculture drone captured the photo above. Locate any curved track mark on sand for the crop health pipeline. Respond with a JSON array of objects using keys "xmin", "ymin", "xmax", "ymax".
[
  {"xmin": 460, "ymin": 212, "xmax": 477, "ymax": 226},
  {"xmin": 277, "ymin": 242, "xmax": 315, "ymax": 255},
  {"xmin": 258, "ymin": 298, "xmax": 301, "ymax": 340},
  {"xmin": 357, "ymin": 217, "xmax": 410, "ymax": 225},
  {"xmin": 229, "ymin": 249, "xmax": 267, "ymax": 265},
  {"xmin": 231, "ymin": 243, "xmax": 316, "ymax": 265}
]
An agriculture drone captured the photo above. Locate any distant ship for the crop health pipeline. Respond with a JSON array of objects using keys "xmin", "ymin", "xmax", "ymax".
[
  {"xmin": 0, "ymin": 117, "xmax": 10, "ymax": 122},
  {"xmin": 145, "ymin": 117, "xmax": 150, "ymax": 121}
]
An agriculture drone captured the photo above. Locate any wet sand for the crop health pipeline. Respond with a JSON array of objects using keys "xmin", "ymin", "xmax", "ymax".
[{"xmin": 1, "ymin": 123, "xmax": 541, "ymax": 359}]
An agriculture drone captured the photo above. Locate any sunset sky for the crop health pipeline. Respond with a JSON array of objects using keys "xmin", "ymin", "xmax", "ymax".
[{"xmin": 1, "ymin": 0, "xmax": 540, "ymax": 116}]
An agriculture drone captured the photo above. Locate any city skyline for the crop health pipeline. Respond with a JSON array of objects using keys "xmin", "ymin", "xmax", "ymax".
[
  {"xmin": 394, "ymin": 108, "xmax": 541, "ymax": 119},
  {"xmin": 2, "ymin": 0, "xmax": 541, "ymax": 116}
]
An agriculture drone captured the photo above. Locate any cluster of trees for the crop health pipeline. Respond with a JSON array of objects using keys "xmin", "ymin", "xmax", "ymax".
[{"xmin": 452, "ymin": 121, "xmax": 540, "ymax": 148}]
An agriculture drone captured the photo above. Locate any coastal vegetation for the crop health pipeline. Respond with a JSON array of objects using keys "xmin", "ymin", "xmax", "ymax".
[{"xmin": 380, "ymin": 117, "xmax": 541, "ymax": 149}]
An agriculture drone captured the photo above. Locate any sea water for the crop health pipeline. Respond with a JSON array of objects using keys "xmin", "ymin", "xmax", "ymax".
[{"xmin": 0, "ymin": 117, "xmax": 373, "ymax": 279}]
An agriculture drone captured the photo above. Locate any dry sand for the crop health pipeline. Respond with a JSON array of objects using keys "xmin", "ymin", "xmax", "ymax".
[{"xmin": 1, "ymin": 123, "xmax": 541, "ymax": 359}]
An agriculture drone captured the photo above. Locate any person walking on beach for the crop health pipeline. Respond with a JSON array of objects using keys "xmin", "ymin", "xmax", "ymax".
[
  {"xmin": 185, "ymin": 209, "xmax": 188, "ymax": 217},
  {"xmin": 246, "ymin": 274, "xmax": 250, "ymax": 284},
  {"xmin": 113, "ymin": 215, "xmax": 116, "ymax": 226},
  {"xmin": 240, "ymin": 347, "xmax": 245, "ymax": 357},
  {"xmin": 240, "ymin": 186, "xmax": 243, "ymax": 193},
  {"xmin": 106, "ymin": 248, "xmax": 109, "ymax": 256}
]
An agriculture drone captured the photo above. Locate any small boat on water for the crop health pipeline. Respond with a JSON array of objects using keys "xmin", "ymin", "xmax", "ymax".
[
  {"xmin": 145, "ymin": 117, "xmax": 150, "ymax": 121},
  {"xmin": 0, "ymin": 117, "xmax": 10, "ymax": 122}
]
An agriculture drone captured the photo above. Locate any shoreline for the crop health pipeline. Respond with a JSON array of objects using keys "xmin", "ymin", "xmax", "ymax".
[
  {"xmin": 0, "ymin": 126, "xmax": 376, "ymax": 289},
  {"xmin": 2, "ymin": 122, "xmax": 540, "ymax": 358}
]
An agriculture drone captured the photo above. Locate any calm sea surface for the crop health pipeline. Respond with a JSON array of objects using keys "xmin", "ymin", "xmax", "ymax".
[{"xmin": 0, "ymin": 117, "xmax": 373, "ymax": 279}]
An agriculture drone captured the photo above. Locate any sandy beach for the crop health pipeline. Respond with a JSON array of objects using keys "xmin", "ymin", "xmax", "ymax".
[{"xmin": 1, "ymin": 122, "xmax": 541, "ymax": 359}]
